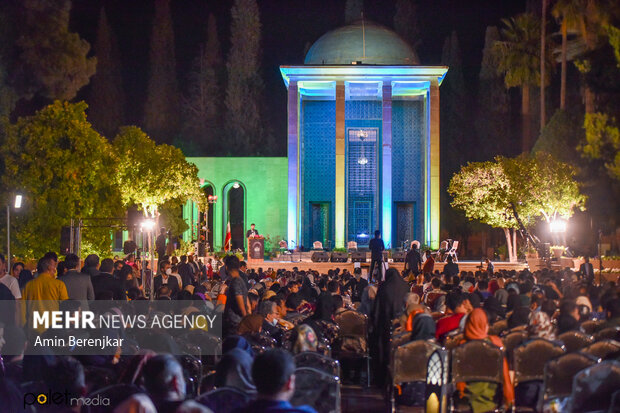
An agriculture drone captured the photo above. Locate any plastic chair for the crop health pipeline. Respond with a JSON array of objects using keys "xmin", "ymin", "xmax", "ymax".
[
  {"xmin": 313, "ymin": 241, "xmax": 323, "ymax": 250},
  {"xmin": 570, "ymin": 360, "xmax": 620, "ymax": 413},
  {"xmin": 581, "ymin": 339, "xmax": 620, "ymax": 360},
  {"xmin": 543, "ymin": 352, "xmax": 599, "ymax": 404},
  {"xmin": 196, "ymin": 386, "xmax": 252, "ymax": 413},
  {"xmin": 558, "ymin": 330, "xmax": 594, "ymax": 353},
  {"xmin": 291, "ymin": 367, "xmax": 341, "ymax": 413},
  {"xmin": 294, "ymin": 351, "xmax": 341, "ymax": 377},
  {"xmin": 390, "ymin": 330, "xmax": 411, "ymax": 355},
  {"xmin": 389, "ymin": 340, "xmax": 442, "ymax": 411},
  {"xmin": 502, "ymin": 330, "xmax": 528, "ymax": 367},
  {"xmin": 450, "ymin": 339, "xmax": 504, "ymax": 412},
  {"xmin": 333, "ymin": 309, "xmax": 370, "ymax": 387},
  {"xmin": 594, "ymin": 327, "xmax": 620, "ymax": 342},
  {"xmin": 512, "ymin": 338, "xmax": 565, "ymax": 411},
  {"xmin": 488, "ymin": 319, "xmax": 508, "ymax": 336},
  {"xmin": 347, "ymin": 241, "xmax": 358, "ymax": 251},
  {"xmin": 580, "ymin": 319, "xmax": 605, "ymax": 335}
]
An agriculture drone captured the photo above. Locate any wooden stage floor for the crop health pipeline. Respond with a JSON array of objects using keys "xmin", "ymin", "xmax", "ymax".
[{"xmin": 246, "ymin": 259, "xmax": 527, "ymax": 274}]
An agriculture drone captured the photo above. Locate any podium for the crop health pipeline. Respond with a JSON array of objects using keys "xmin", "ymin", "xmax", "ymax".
[{"xmin": 247, "ymin": 236, "xmax": 264, "ymax": 264}]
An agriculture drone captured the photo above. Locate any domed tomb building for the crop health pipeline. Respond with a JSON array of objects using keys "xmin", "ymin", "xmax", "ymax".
[{"xmin": 281, "ymin": 20, "xmax": 447, "ymax": 249}]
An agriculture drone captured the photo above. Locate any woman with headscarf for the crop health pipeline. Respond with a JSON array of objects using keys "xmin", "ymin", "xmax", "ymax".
[
  {"xmin": 410, "ymin": 313, "xmax": 436, "ymax": 341},
  {"xmin": 456, "ymin": 308, "xmax": 514, "ymax": 412},
  {"xmin": 214, "ymin": 348, "xmax": 256, "ymax": 394},
  {"xmin": 371, "ymin": 268, "xmax": 409, "ymax": 386}
]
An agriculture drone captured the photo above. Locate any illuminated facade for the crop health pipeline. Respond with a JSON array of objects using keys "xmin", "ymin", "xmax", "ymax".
[
  {"xmin": 282, "ymin": 21, "xmax": 447, "ymax": 249},
  {"xmin": 184, "ymin": 20, "xmax": 446, "ymax": 251}
]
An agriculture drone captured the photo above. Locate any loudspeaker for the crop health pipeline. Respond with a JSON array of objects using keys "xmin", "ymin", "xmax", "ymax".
[
  {"xmin": 392, "ymin": 251, "xmax": 406, "ymax": 262},
  {"xmin": 60, "ymin": 227, "xmax": 71, "ymax": 255},
  {"xmin": 123, "ymin": 240, "xmax": 138, "ymax": 254},
  {"xmin": 311, "ymin": 251, "xmax": 330, "ymax": 262},
  {"xmin": 330, "ymin": 252, "xmax": 348, "ymax": 263},
  {"xmin": 351, "ymin": 251, "xmax": 366, "ymax": 262}
]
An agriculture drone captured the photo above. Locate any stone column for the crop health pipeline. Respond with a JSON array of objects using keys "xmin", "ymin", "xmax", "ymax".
[
  {"xmin": 335, "ymin": 81, "xmax": 346, "ymax": 249},
  {"xmin": 287, "ymin": 81, "xmax": 299, "ymax": 247},
  {"xmin": 429, "ymin": 79, "xmax": 440, "ymax": 249},
  {"xmin": 381, "ymin": 82, "xmax": 392, "ymax": 248}
]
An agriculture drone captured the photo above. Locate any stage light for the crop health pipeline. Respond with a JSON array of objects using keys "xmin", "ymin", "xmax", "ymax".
[
  {"xmin": 14, "ymin": 195, "xmax": 22, "ymax": 209},
  {"xmin": 358, "ymin": 232, "xmax": 369, "ymax": 238},
  {"xmin": 549, "ymin": 219, "xmax": 567, "ymax": 233},
  {"xmin": 141, "ymin": 219, "xmax": 155, "ymax": 231},
  {"xmin": 233, "ymin": 182, "xmax": 240, "ymax": 189},
  {"xmin": 357, "ymin": 157, "xmax": 368, "ymax": 165}
]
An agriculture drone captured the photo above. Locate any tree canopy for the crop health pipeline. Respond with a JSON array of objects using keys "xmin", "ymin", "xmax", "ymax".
[
  {"xmin": 1, "ymin": 101, "xmax": 121, "ymax": 257},
  {"xmin": 113, "ymin": 126, "xmax": 204, "ymax": 218},
  {"xmin": 449, "ymin": 153, "xmax": 585, "ymax": 260}
]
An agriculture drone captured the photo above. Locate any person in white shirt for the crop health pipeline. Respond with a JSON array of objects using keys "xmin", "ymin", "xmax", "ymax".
[{"xmin": 0, "ymin": 258, "xmax": 21, "ymax": 299}]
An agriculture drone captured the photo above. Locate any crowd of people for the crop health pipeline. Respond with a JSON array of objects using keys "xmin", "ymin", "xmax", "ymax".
[{"xmin": 0, "ymin": 245, "xmax": 618, "ymax": 412}]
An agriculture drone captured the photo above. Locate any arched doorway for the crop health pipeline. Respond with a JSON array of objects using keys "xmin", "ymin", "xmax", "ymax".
[
  {"xmin": 199, "ymin": 183, "xmax": 215, "ymax": 250},
  {"xmin": 223, "ymin": 181, "xmax": 246, "ymax": 251}
]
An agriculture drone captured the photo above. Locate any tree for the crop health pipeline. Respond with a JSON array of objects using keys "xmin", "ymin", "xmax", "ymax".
[
  {"xmin": 393, "ymin": 0, "xmax": 420, "ymax": 50},
  {"xmin": 225, "ymin": 0, "xmax": 263, "ymax": 154},
  {"xmin": 477, "ymin": 26, "xmax": 511, "ymax": 157},
  {"xmin": 345, "ymin": 0, "xmax": 363, "ymax": 24},
  {"xmin": 14, "ymin": 0, "xmax": 96, "ymax": 101},
  {"xmin": 449, "ymin": 154, "xmax": 585, "ymax": 261},
  {"xmin": 88, "ymin": 7, "xmax": 125, "ymax": 138},
  {"xmin": 580, "ymin": 112, "xmax": 620, "ymax": 180},
  {"xmin": 143, "ymin": 0, "xmax": 180, "ymax": 143},
  {"xmin": 113, "ymin": 126, "xmax": 204, "ymax": 219},
  {"xmin": 182, "ymin": 13, "xmax": 222, "ymax": 154},
  {"xmin": 494, "ymin": 13, "xmax": 554, "ymax": 153},
  {"xmin": 552, "ymin": 0, "xmax": 586, "ymax": 110},
  {"xmin": 0, "ymin": 101, "xmax": 121, "ymax": 258}
]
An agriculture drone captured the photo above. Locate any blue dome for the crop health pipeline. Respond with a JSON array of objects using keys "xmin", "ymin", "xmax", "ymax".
[{"xmin": 304, "ymin": 20, "xmax": 419, "ymax": 65}]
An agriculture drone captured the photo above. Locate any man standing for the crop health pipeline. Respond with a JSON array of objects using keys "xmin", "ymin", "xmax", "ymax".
[
  {"xmin": 59, "ymin": 253, "xmax": 95, "ymax": 308},
  {"xmin": 404, "ymin": 242, "xmax": 422, "ymax": 277},
  {"xmin": 246, "ymin": 223, "xmax": 259, "ymax": 238},
  {"xmin": 22, "ymin": 256, "xmax": 68, "ymax": 332},
  {"xmin": 223, "ymin": 255, "xmax": 250, "ymax": 335},
  {"xmin": 579, "ymin": 256, "xmax": 594, "ymax": 285},
  {"xmin": 0, "ymin": 253, "xmax": 21, "ymax": 300},
  {"xmin": 368, "ymin": 230, "xmax": 385, "ymax": 283},
  {"xmin": 155, "ymin": 228, "xmax": 167, "ymax": 259},
  {"xmin": 92, "ymin": 258, "xmax": 126, "ymax": 300},
  {"xmin": 443, "ymin": 255, "xmax": 460, "ymax": 279}
]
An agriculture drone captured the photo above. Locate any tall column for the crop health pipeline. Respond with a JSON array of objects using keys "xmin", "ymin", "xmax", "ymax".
[
  {"xmin": 335, "ymin": 81, "xmax": 346, "ymax": 248},
  {"xmin": 429, "ymin": 79, "xmax": 440, "ymax": 249},
  {"xmin": 287, "ymin": 81, "xmax": 299, "ymax": 248},
  {"xmin": 381, "ymin": 82, "xmax": 392, "ymax": 248}
]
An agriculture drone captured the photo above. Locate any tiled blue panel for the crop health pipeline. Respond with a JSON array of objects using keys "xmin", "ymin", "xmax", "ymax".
[
  {"xmin": 392, "ymin": 100, "xmax": 424, "ymax": 242},
  {"xmin": 345, "ymin": 100, "xmax": 382, "ymax": 120},
  {"xmin": 301, "ymin": 100, "xmax": 336, "ymax": 248}
]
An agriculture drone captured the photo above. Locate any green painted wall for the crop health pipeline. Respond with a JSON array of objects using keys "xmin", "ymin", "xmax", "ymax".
[{"xmin": 184, "ymin": 157, "xmax": 288, "ymax": 251}]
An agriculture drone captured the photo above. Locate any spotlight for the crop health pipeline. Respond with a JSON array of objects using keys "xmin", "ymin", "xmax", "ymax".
[
  {"xmin": 549, "ymin": 219, "xmax": 567, "ymax": 233},
  {"xmin": 141, "ymin": 219, "xmax": 155, "ymax": 231},
  {"xmin": 233, "ymin": 182, "xmax": 240, "ymax": 189}
]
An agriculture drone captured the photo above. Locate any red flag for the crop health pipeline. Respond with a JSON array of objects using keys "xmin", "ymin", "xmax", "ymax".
[{"xmin": 224, "ymin": 221, "xmax": 232, "ymax": 252}]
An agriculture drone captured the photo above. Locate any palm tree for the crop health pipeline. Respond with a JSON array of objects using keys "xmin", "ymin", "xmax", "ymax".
[
  {"xmin": 552, "ymin": 0, "xmax": 586, "ymax": 110},
  {"xmin": 494, "ymin": 13, "xmax": 553, "ymax": 153}
]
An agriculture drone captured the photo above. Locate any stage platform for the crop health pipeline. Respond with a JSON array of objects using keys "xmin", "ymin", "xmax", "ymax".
[{"xmin": 246, "ymin": 259, "xmax": 528, "ymax": 274}]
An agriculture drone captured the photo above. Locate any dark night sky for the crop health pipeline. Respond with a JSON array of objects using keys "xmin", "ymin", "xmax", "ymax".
[{"xmin": 70, "ymin": 0, "xmax": 527, "ymax": 148}]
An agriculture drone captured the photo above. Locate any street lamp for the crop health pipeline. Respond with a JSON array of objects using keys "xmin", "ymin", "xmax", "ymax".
[{"xmin": 6, "ymin": 194, "xmax": 22, "ymax": 272}]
